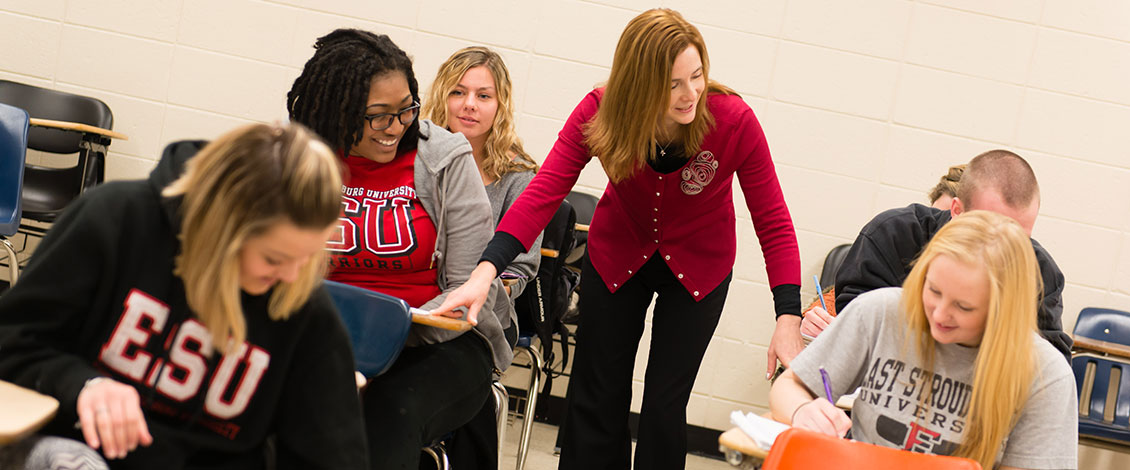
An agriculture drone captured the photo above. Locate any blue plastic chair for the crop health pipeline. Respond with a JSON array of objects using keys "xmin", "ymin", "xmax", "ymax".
[
  {"xmin": 1073, "ymin": 352, "xmax": 1130, "ymax": 444},
  {"xmin": 0, "ymin": 102, "xmax": 28, "ymax": 285},
  {"xmin": 322, "ymin": 280, "xmax": 412, "ymax": 378},
  {"xmin": 1072, "ymin": 307, "xmax": 1130, "ymax": 446},
  {"xmin": 323, "ymin": 280, "xmax": 508, "ymax": 469},
  {"xmin": 1075, "ymin": 307, "xmax": 1130, "ymax": 348}
]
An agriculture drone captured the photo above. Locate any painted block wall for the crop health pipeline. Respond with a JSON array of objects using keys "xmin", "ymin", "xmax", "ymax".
[{"xmin": 3, "ymin": 0, "xmax": 1129, "ymax": 431}]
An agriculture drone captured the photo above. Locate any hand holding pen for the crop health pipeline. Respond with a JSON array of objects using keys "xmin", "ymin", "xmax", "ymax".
[
  {"xmin": 788, "ymin": 365, "xmax": 851, "ymax": 437},
  {"xmin": 800, "ymin": 275, "xmax": 836, "ymax": 339}
]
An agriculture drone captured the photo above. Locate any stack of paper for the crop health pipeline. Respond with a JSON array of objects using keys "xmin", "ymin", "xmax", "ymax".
[{"xmin": 730, "ymin": 410, "xmax": 790, "ymax": 450}]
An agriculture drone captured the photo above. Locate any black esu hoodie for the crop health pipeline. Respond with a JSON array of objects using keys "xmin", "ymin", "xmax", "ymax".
[{"xmin": 0, "ymin": 141, "xmax": 368, "ymax": 469}]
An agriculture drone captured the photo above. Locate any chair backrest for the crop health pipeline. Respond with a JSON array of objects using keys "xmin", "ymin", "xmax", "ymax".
[
  {"xmin": 1072, "ymin": 352, "xmax": 1130, "ymax": 444},
  {"xmin": 0, "ymin": 80, "xmax": 112, "ymax": 154},
  {"xmin": 323, "ymin": 280, "xmax": 412, "ymax": 379},
  {"xmin": 820, "ymin": 243, "xmax": 852, "ymax": 288},
  {"xmin": 1074, "ymin": 307, "xmax": 1130, "ymax": 348},
  {"xmin": 563, "ymin": 191, "xmax": 598, "ymax": 268},
  {"xmin": 0, "ymin": 80, "xmax": 115, "ymax": 222},
  {"xmin": 761, "ymin": 428, "xmax": 982, "ymax": 470},
  {"xmin": 0, "ymin": 103, "xmax": 28, "ymax": 236}
]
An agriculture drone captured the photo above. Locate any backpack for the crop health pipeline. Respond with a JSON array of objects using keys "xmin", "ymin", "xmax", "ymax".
[{"xmin": 514, "ymin": 200, "xmax": 579, "ymax": 415}]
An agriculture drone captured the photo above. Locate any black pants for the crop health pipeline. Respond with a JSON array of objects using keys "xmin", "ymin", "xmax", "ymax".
[
  {"xmin": 361, "ymin": 332, "xmax": 493, "ymax": 469},
  {"xmin": 447, "ymin": 390, "xmax": 499, "ymax": 470},
  {"xmin": 559, "ymin": 254, "xmax": 730, "ymax": 470},
  {"xmin": 446, "ymin": 320, "xmax": 517, "ymax": 470}
]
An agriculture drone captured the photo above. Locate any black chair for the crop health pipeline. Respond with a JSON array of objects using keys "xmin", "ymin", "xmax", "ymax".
[
  {"xmin": 563, "ymin": 191, "xmax": 598, "ymax": 270},
  {"xmin": 0, "ymin": 80, "xmax": 116, "ymax": 234},
  {"xmin": 820, "ymin": 243, "xmax": 852, "ymax": 289}
]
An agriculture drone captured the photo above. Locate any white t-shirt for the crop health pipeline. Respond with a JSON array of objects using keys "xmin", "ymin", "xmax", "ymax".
[{"xmin": 790, "ymin": 287, "xmax": 1077, "ymax": 469}]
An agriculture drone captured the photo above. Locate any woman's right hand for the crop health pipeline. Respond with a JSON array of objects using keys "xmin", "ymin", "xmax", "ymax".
[
  {"xmin": 800, "ymin": 306, "xmax": 835, "ymax": 338},
  {"xmin": 76, "ymin": 377, "xmax": 153, "ymax": 459},
  {"xmin": 432, "ymin": 261, "xmax": 497, "ymax": 325},
  {"xmin": 790, "ymin": 397, "xmax": 851, "ymax": 438}
]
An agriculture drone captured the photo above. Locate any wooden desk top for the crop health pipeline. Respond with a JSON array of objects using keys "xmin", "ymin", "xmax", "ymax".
[
  {"xmin": 719, "ymin": 427, "xmax": 770, "ymax": 460},
  {"xmin": 0, "ymin": 380, "xmax": 59, "ymax": 445},
  {"xmin": 29, "ymin": 118, "xmax": 128, "ymax": 140},
  {"xmin": 1074, "ymin": 336, "xmax": 1130, "ymax": 359}
]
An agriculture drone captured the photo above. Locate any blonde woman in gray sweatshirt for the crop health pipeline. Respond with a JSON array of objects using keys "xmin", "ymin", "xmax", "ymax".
[{"xmin": 423, "ymin": 45, "xmax": 544, "ymax": 468}]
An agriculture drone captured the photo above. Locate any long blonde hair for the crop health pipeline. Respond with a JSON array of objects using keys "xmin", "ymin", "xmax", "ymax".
[
  {"xmin": 900, "ymin": 210, "xmax": 1041, "ymax": 468},
  {"xmin": 162, "ymin": 123, "xmax": 342, "ymax": 352},
  {"xmin": 584, "ymin": 8, "xmax": 735, "ymax": 183},
  {"xmin": 423, "ymin": 46, "xmax": 537, "ymax": 181}
]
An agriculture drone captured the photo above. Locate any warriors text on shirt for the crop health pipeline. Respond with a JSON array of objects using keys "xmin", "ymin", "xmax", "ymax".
[{"xmin": 326, "ymin": 151, "xmax": 440, "ymax": 307}]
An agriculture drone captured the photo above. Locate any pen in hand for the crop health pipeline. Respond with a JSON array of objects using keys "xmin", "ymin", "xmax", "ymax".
[
  {"xmin": 813, "ymin": 275, "xmax": 828, "ymax": 312},
  {"xmin": 819, "ymin": 366, "xmax": 834, "ymax": 402}
]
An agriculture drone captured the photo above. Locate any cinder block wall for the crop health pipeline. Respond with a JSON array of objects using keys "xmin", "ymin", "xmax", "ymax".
[{"xmin": 3, "ymin": 0, "xmax": 1128, "ymax": 430}]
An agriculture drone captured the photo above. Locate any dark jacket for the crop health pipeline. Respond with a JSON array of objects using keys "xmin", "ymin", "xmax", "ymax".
[
  {"xmin": 834, "ymin": 204, "xmax": 1072, "ymax": 360},
  {"xmin": 0, "ymin": 141, "xmax": 368, "ymax": 469}
]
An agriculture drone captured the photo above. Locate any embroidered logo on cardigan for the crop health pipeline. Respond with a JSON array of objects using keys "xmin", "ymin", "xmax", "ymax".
[{"xmin": 680, "ymin": 151, "xmax": 719, "ymax": 195}]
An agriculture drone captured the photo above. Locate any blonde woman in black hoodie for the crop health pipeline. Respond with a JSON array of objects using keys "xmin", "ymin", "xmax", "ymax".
[{"xmin": 0, "ymin": 123, "xmax": 367, "ymax": 469}]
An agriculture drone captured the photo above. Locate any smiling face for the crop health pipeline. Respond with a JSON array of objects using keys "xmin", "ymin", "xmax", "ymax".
[
  {"xmin": 445, "ymin": 65, "xmax": 499, "ymax": 148},
  {"xmin": 349, "ymin": 72, "xmax": 414, "ymax": 163},
  {"xmin": 239, "ymin": 220, "xmax": 334, "ymax": 295},
  {"xmin": 921, "ymin": 254, "xmax": 991, "ymax": 347},
  {"xmin": 662, "ymin": 45, "xmax": 706, "ymax": 135}
]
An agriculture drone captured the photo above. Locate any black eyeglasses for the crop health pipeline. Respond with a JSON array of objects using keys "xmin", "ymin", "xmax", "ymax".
[{"xmin": 364, "ymin": 102, "xmax": 420, "ymax": 131}]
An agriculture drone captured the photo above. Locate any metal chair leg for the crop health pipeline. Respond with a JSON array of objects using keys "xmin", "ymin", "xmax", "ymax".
[
  {"xmin": 2, "ymin": 236, "xmax": 18, "ymax": 285},
  {"xmin": 493, "ymin": 380, "xmax": 508, "ymax": 465},
  {"xmin": 422, "ymin": 444, "xmax": 450, "ymax": 470},
  {"xmin": 516, "ymin": 345, "xmax": 544, "ymax": 470}
]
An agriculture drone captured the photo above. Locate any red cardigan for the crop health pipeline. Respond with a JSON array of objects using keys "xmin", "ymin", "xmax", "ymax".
[{"xmin": 498, "ymin": 88, "xmax": 800, "ymax": 301}]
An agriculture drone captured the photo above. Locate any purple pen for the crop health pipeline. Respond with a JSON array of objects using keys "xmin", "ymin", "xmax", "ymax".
[{"xmin": 819, "ymin": 366, "xmax": 834, "ymax": 402}]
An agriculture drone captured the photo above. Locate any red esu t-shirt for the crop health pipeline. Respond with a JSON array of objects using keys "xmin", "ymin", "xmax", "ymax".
[{"xmin": 326, "ymin": 150, "xmax": 441, "ymax": 308}]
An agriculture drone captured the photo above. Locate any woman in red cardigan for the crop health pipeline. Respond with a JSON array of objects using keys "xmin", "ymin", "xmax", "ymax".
[{"xmin": 436, "ymin": 8, "xmax": 802, "ymax": 469}]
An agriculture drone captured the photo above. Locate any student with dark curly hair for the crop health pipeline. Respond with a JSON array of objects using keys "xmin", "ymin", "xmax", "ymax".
[{"xmin": 288, "ymin": 29, "xmax": 508, "ymax": 469}]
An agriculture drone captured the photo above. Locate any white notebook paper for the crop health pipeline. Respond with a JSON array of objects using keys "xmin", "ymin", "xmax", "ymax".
[{"xmin": 730, "ymin": 410, "xmax": 790, "ymax": 450}]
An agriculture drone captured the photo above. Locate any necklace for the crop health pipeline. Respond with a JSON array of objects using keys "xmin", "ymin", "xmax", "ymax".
[{"xmin": 656, "ymin": 139, "xmax": 673, "ymax": 157}]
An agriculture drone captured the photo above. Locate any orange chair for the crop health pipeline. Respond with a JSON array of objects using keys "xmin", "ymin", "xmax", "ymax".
[{"xmin": 761, "ymin": 428, "xmax": 981, "ymax": 470}]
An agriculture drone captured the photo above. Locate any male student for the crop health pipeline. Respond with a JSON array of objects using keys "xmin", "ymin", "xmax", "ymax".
[{"xmin": 802, "ymin": 149, "xmax": 1071, "ymax": 359}]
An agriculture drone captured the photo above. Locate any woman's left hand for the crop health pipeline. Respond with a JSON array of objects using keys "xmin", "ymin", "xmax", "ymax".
[
  {"xmin": 766, "ymin": 315, "xmax": 804, "ymax": 378},
  {"xmin": 76, "ymin": 377, "xmax": 154, "ymax": 460}
]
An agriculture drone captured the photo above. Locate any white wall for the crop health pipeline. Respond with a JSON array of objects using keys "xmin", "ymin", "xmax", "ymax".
[{"xmin": 3, "ymin": 0, "xmax": 1130, "ymax": 431}]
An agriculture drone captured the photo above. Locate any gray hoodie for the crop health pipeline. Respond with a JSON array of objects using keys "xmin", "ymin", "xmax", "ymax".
[{"xmin": 408, "ymin": 119, "xmax": 513, "ymax": 371}]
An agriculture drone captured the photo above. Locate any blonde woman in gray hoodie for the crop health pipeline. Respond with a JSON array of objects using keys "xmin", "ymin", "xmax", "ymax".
[{"xmin": 288, "ymin": 29, "xmax": 511, "ymax": 470}]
